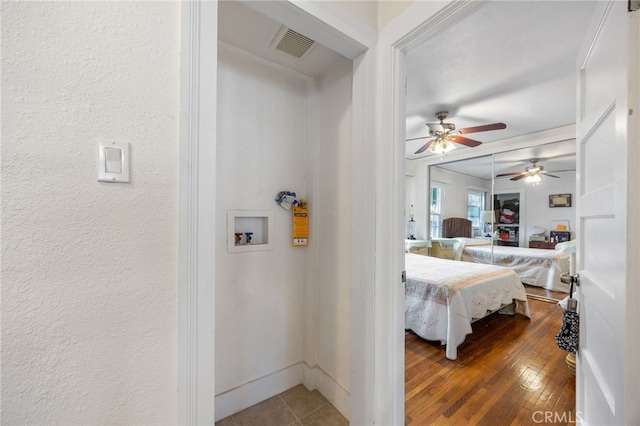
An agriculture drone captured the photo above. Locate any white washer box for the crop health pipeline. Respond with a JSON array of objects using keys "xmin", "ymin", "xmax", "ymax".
[{"xmin": 227, "ymin": 210, "xmax": 273, "ymax": 253}]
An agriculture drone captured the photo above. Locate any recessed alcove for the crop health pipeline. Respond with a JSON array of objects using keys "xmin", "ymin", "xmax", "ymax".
[{"xmin": 227, "ymin": 210, "xmax": 274, "ymax": 253}]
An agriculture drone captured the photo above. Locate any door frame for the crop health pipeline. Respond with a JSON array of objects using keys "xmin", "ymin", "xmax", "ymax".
[
  {"xmin": 388, "ymin": 2, "xmax": 640, "ymax": 424},
  {"xmin": 629, "ymin": 7, "xmax": 640, "ymax": 420},
  {"xmin": 177, "ymin": 1, "xmax": 377, "ymax": 424},
  {"xmin": 375, "ymin": 2, "xmax": 489, "ymax": 424},
  {"xmin": 629, "ymin": 8, "xmax": 640, "ymax": 421},
  {"xmin": 178, "ymin": 2, "xmax": 218, "ymax": 424}
]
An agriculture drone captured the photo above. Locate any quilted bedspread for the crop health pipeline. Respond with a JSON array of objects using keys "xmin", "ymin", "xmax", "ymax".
[
  {"xmin": 461, "ymin": 244, "xmax": 570, "ymax": 292},
  {"xmin": 405, "ymin": 253, "xmax": 530, "ymax": 360}
]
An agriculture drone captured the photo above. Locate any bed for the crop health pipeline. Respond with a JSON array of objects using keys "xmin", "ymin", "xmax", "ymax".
[
  {"xmin": 405, "ymin": 253, "xmax": 530, "ymax": 360},
  {"xmin": 455, "ymin": 238, "xmax": 571, "ymax": 292}
]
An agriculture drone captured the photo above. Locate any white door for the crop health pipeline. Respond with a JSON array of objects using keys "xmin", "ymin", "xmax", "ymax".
[{"xmin": 575, "ymin": 1, "xmax": 636, "ymax": 424}]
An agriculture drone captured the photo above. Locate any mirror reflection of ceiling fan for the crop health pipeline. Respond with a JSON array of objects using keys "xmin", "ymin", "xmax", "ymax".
[
  {"xmin": 407, "ymin": 111, "xmax": 507, "ymax": 155},
  {"xmin": 496, "ymin": 158, "xmax": 564, "ymax": 183}
]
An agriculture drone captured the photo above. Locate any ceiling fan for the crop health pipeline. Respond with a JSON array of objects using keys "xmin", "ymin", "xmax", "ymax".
[
  {"xmin": 407, "ymin": 111, "xmax": 507, "ymax": 155},
  {"xmin": 496, "ymin": 158, "xmax": 560, "ymax": 183}
]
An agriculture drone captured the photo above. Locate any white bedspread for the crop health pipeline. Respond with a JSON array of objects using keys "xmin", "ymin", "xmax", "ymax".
[
  {"xmin": 404, "ymin": 254, "xmax": 530, "ymax": 360},
  {"xmin": 459, "ymin": 243, "xmax": 570, "ymax": 292}
]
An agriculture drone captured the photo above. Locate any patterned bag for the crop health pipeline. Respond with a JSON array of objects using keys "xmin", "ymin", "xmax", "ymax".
[
  {"xmin": 556, "ymin": 276, "xmax": 579, "ymax": 354},
  {"xmin": 555, "ymin": 309, "xmax": 579, "ymax": 353}
]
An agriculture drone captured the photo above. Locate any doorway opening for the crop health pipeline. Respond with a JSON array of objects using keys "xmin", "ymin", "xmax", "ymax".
[{"xmin": 401, "ymin": 1, "xmax": 597, "ymax": 422}]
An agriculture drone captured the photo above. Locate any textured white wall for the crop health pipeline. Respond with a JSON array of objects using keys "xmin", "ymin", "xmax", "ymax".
[{"xmin": 1, "ymin": 2, "xmax": 180, "ymax": 424}]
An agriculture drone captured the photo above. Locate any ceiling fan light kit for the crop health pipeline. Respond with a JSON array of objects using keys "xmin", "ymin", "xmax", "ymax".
[
  {"xmin": 496, "ymin": 158, "xmax": 564, "ymax": 184},
  {"xmin": 411, "ymin": 111, "xmax": 506, "ymax": 157},
  {"xmin": 427, "ymin": 136, "xmax": 456, "ymax": 155},
  {"xmin": 525, "ymin": 173, "xmax": 542, "ymax": 184}
]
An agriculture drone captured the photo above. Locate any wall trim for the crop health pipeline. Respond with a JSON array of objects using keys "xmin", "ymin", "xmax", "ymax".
[
  {"xmin": 218, "ymin": 41, "xmax": 314, "ymax": 84},
  {"xmin": 215, "ymin": 363, "xmax": 304, "ymax": 422},
  {"xmin": 178, "ymin": 1, "xmax": 218, "ymax": 424},
  {"xmin": 213, "ymin": 362, "xmax": 350, "ymax": 423},
  {"xmin": 241, "ymin": 0, "xmax": 375, "ymax": 60},
  {"xmin": 303, "ymin": 364, "xmax": 350, "ymax": 420},
  {"xmin": 349, "ymin": 48, "xmax": 377, "ymax": 426}
]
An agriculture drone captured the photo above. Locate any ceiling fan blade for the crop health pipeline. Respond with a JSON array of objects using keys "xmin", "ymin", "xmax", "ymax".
[
  {"xmin": 405, "ymin": 136, "xmax": 431, "ymax": 142},
  {"xmin": 414, "ymin": 140, "xmax": 434, "ymax": 155},
  {"xmin": 544, "ymin": 174, "xmax": 561, "ymax": 178},
  {"xmin": 450, "ymin": 135, "xmax": 482, "ymax": 147},
  {"xmin": 545, "ymin": 169, "xmax": 575, "ymax": 174},
  {"xmin": 511, "ymin": 174, "xmax": 528, "ymax": 181},
  {"xmin": 496, "ymin": 172, "xmax": 524, "ymax": 177},
  {"xmin": 458, "ymin": 122, "xmax": 507, "ymax": 134}
]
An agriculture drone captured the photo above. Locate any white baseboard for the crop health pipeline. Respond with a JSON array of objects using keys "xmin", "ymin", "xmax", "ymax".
[
  {"xmin": 214, "ymin": 363, "xmax": 303, "ymax": 422},
  {"xmin": 215, "ymin": 362, "xmax": 350, "ymax": 422},
  {"xmin": 302, "ymin": 364, "xmax": 350, "ymax": 420}
]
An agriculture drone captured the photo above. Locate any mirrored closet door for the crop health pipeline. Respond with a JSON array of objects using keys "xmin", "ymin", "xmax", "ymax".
[{"xmin": 426, "ymin": 139, "xmax": 577, "ymax": 263}]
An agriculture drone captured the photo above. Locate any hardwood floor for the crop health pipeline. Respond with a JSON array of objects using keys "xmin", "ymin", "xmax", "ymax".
[{"xmin": 405, "ymin": 292, "xmax": 576, "ymax": 425}]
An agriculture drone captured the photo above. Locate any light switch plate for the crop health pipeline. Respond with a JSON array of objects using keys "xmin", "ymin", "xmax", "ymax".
[{"xmin": 98, "ymin": 140, "xmax": 130, "ymax": 183}]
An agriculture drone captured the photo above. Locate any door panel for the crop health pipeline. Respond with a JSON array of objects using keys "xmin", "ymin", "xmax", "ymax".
[
  {"xmin": 583, "ymin": 217, "xmax": 620, "ymax": 297},
  {"xmin": 576, "ymin": 1, "xmax": 627, "ymax": 424},
  {"xmin": 582, "ymin": 107, "xmax": 616, "ymax": 193}
]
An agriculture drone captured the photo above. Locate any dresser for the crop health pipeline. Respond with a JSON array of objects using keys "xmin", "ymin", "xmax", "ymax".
[{"xmin": 529, "ymin": 241, "xmax": 557, "ymax": 250}]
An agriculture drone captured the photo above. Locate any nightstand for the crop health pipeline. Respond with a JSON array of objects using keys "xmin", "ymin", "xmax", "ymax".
[
  {"xmin": 529, "ymin": 241, "xmax": 557, "ymax": 250},
  {"xmin": 405, "ymin": 239, "xmax": 430, "ymax": 255}
]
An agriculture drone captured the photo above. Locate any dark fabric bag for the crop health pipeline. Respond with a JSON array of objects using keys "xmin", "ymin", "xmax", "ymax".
[
  {"xmin": 555, "ymin": 309, "xmax": 579, "ymax": 353},
  {"xmin": 556, "ymin": 276, "xmax": 579, "ymax": 354}
]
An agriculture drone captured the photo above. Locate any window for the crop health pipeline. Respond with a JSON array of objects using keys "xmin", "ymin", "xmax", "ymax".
[
  {"xmin": 467, "ymin": 190, "xmax": 485, "ymax": 235},
  {"xmin": 430, "ymin": 184, "xmax": 443, "ymax": 238}
]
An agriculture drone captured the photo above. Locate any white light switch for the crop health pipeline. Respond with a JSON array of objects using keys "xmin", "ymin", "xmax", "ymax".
[
  {"xmin": 98, "ymin": 141, "xmax": 130, "ymax": 183},
  {"xmin": 105, "ymin": 148, "xmax": 122, "ymax": 173}
]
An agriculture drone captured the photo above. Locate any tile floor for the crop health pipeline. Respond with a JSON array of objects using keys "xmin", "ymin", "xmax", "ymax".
[{"xmin": 215, "ymin": 384, "xmax": 348, "ymax": 426}]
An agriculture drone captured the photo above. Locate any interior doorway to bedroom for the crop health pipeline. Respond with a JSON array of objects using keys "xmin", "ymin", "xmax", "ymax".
[{"xmin": 401, "ymin": 1, "xmax": 597, "ymax": 422}]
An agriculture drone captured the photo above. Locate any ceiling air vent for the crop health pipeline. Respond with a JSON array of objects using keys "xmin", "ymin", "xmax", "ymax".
[{"xmin": 271, "ymin": 27, "xmax": 315, "ymax": 59}]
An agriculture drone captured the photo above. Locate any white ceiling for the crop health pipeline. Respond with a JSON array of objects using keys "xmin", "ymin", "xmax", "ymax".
[
  {"xmin": 219, "ymin": 1, "xmax": 598, "ymax": 175},
  {"xmin": 218, "ymin": 1, "xmax": 345, "ymax": 78},
  {"xmin": 405, "ymin": 1, "xmax": 598, "ymax": 161}
]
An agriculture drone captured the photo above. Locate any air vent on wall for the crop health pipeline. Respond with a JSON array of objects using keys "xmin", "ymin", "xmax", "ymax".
[{"xmin": 271, "ymin": 26, "xmax": 315, "ymax": 59}]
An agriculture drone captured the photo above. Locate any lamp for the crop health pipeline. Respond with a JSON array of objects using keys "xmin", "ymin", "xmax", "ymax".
[
  {"xmin": 407, "ymin": 204, "xmax": 416, "ymax": 239},
  {"xmin": 481, "ymin": 210, "xmax": 495, "ymax": 236}
]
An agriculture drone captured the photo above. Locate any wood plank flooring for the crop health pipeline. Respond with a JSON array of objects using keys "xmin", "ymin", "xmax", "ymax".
[{"xmin": 405, "ymin": 289, "xmax": 576, "ymax": 425}]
